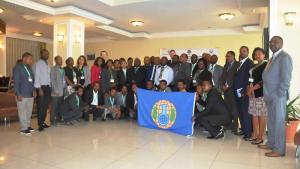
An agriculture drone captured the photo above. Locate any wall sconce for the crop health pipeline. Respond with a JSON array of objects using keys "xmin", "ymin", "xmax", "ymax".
[
  {"xmin": 57, "ymin": 34, "xmax": 64, "ymax": 42},
  {"xmin": 74, "ymin": 34, "xmax": 81, "ymax": 43},
  {"xmin": 0, "ymin": 43, "xmax": 3, "ymax": 49},
  {"xmin": 284, "ymin": 12, "xmax": 296, "ymax": 26}
]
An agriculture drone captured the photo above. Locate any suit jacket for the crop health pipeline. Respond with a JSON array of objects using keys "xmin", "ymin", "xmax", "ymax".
[
  {"xmin": 210, "ymin": 64, "xmax": 223, "ymax": 92},
  {"xmin": 116, "ymin": 92, "xmax": 129, "ymax": 107},
  {"xmin": 194, "ymin": 69, "xmax": 212, "ymax": 85},
  {"xmin": 220, "ymin": 61, "xmax": 239, "ymax": 89},
  {"xmin": 84, "ymin": 89, "xmax": 105, "ymax": 106},
  {"xmin": 61, "ymin": 93, "xmax": 84, "ymax": 114},
  {"xmin": 145, "ymin": 65, "xmax": 154, "ymax": 81},
  {"xmin": 173, "ymin": 62, "xmax": 192, "ymax": 85},
  {"xmin": 101, "ymin": 68, "xmax": 118, "ymax": 92},
  {"xmin": 262, "ymin": 50, "xmax": 293, "ymax": 101},
  {"xmin": 127, "ymin": 66, "xmax": 146, "ymax": 88},
  {"xmin": 127, "ymin": 91, "xmax": 137, "ymax": 110},
  {"xmin": 196, "ymin": 88, "xmax": 231, "ymax": 126},
  {"xmin": 50, "ymin": 65, "xmax": 65, "ymax": 96},
  {"xmin": 233, "ymin": 58, "xmax": 254, "ymax": 96},
  {"xmin": 117, "ymin": 69, "xmax": 128, "ymax": 88}
]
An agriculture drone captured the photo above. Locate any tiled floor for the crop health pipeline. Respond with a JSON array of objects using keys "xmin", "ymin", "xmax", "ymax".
[{"xmin": 0, "ymin": 119, "xmax": 299, "ymax": 169}]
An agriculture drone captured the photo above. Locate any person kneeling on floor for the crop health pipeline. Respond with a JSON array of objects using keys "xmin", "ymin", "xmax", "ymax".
[
  {"xmin": 61, "ymin": 85, "xmax": 87, "ymax": 125},
  {"xmin": 193, "ymin": 80, "xmax": 231, "ymax": 139}
]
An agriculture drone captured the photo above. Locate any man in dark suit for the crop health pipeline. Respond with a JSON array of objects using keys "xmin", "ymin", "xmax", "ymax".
[
  {"xmin": 233, "ymin": 46, "xmax": 254, "ymax": 139},
  {"xmin": 117, "ymin": 59, "xmax": 128, "ymax": 90},
  {"xmin": 173, "ymin": 53, "xmax": 192, "ymax": 90},
  {"xmin": 208, "ymin": 55, "xmax": 223, "ymax": 92},
  {"xmin": 61, "ymin": 86, "xmax": 86, "ymax": 124},
  {"xmin": 193, "ymin": 80, "xmax": 231, "ymax": 139},
  {"xmin": 220, "ymin": 51, "xmax": 240, "ymax": 134},
  {"xmin": 84, "ymin": 81, "xmax": 105, "ymax": 121},
  {"xmin": 146, "ymin": 57, "xmax": 160, "ymax": 82},
  {"xmin": 127, "ymin": 58, "xmax": 146, "ymax": 88},
  {"xmin": 127, "ymin": 83, "xmax": 138, "ymax": 120}
]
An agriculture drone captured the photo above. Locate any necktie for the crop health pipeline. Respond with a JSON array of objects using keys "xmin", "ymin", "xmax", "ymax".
[
  {"xmin": 227, "ymin": 63, "xmax": 233, "ymax": 72},
  {"xmin": 159, "ymin": 66, "xmax": 165, "ymax": 79},
  {"xmin": 76, "ymin": 95, "xmax": 79, "ymax": 107},
  {"xmin": 266, "ymin": 56, "xmax": 274, "ymax": 70},
  {"xmin": 151, "ymin": 66, "xmax": 157, "ymax": 81}
]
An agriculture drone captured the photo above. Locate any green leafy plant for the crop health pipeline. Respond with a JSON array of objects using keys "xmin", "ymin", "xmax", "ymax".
[{"xmin": 286, "ymin": 96, "xmax": 300, "ymax": 122}]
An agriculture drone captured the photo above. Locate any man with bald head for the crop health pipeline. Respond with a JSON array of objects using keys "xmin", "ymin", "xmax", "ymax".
[{"xmin": 259, "ymin": 36, "xmax": 293, "ymax": 157}]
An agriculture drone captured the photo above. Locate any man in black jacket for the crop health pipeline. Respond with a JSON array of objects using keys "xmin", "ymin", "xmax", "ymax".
[
  {"xmin": 61, "ymin": 86, "xmax": 86, "ymax": 124},
  {"xmin": 193, "ymin": 80, "xmax": 231, "ymax": 139},
  {"xmin": 127, "ymin": 58, "xmax": 146, "ymax": 88},
  {"xmin": 84, "ymin": 81, "xmax": 105, "ymax": 121}
]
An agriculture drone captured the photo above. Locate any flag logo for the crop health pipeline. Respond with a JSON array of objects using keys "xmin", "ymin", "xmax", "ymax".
[{"xmin": 151, "ymin": 100, "xmax": 176, "ymax": 129}]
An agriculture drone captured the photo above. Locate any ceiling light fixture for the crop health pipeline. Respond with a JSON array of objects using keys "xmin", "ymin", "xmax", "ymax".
[
  {"xmin": 284, "ymin": 12, "xmax": 296, "ymax": 26},
  {"xmin": 0, "ymin": 7, "xmax": 5, "ymax": 14},
  {"xmin": 33, "ymin": 32, "xmax": 43, "ymax": 37},
  {"xmin": 130, "ymin": 21, "xmax": 144, "ymax": 27},
  {"xmin": 48, "ymin": 0, "xmax": 60, "ymax": 2},
  {"xmin": 218, "ymin": 13, "xmax": 235, "ymax": 20}
]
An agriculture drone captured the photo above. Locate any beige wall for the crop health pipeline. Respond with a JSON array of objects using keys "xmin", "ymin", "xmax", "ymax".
[
  {"xmin": 85, "ymin": 33, "xmax": 262, "ymax": 66},
  {"xmin": 272, "ymin": 0, "xmax": 300, "ymax": 98}
]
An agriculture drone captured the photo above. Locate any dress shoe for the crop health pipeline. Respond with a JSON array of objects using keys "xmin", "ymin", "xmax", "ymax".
[
  {"xmin": 207, "ymin": 136, "xmax": 215, "ymax": 139},
  {"xmin": 38, "ymin": 126, "xmax": 44, "ymax": 132},
  {"xmin": 258, "ymin": 144, "xmax": 271, "ymax": 150},
  {"xmin": 42, "ymin": 123, "xmax": 50, "ymax": 128},
  {"xmin": 214, "ymin": 132, "xmax": 225, "ymax": 139},
  {"xmin": 251, "ymin": 139, "xmax": 264, "ymax": 145},
  {"xmin": 265, "ymin": 152, "xmax": 284, "ymax": 157},
  {"xmin": 236, "ymin": 131, "xmax": 244, "ymax": 136}
]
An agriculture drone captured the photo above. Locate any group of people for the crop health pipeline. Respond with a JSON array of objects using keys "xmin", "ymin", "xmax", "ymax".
[{"xmin": 13, "ymin": 35, "xmax": 292, "ymax": 157}]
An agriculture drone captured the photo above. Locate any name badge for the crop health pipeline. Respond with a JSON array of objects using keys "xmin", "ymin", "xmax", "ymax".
[
  {"xmin": 28, "ymin": 78, "xmax": 33, "ymax": 82},
  {"xmin": 248, "ymin": 78, "xmax": 254, "ymax": 83},
  {"xmin": 193, "ymin": 80, "xmax": 197, "ymax": 84},
  {"xmin": 80, "ymin": 76, "xmax": 85, "ymax": 80},
  {"xmin": 110, "ymin": 79, "xmax": 115, "ymax": 83}
]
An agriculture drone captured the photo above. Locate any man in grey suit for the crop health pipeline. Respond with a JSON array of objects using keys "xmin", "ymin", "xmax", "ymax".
[
  {"xmin": 172, "ymin": 53, "xmax": 192, "ymax": 91},
  {"xmin": 220, "ymin": 51, "xmax": 240, "ymax": 134},
  {"xmin": 259, "ymin": 36, "xmax": 293, "ymax": 157},
  {"xmin": 50, "ymin": 56, "xmax": 66, "ymax": 126},
  {"xmin": 208, "ymin": 55, "xmax": 223, "ymax": 92}
]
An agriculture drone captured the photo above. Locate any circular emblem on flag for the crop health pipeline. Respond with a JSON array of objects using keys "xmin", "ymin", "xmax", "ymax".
[{"xmin": 151, "ymin": 100, "xmax": 176, "ymax": 129}]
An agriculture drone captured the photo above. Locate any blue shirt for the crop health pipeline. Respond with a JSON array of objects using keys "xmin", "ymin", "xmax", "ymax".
[{"xmin": 13, "ymin": 63, "xmax": 35, "ymax": 98}]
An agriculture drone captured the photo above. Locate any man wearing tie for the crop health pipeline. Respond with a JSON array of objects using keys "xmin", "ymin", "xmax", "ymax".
[
  {"xmin": 259, "ymin": 36, "xmax": 293, "ymax": 157},
  {"xmin": 146, "ymin": 57, "xmax": 160, "ymax": 82},
  {"xmin": 117, "ymin": 59, "xmax": 128, "ymax": 90},
  {"xmin": 208, "ymin": 55, "xmax": 223, "ymax": 92},
  {"xmin": 154, "ymin": 57, "xmax": 174, "ymax": 86},
  {"xmin": 233, "ymin": 46, "xmax": 254, "ymax": 139},
  {"xmin": 220, "ymin": 51, "xmax": 240, "ymax": 134},
  {"xmin": 127, "ymin": 58, "xmax": 146, "ymax": 88}
]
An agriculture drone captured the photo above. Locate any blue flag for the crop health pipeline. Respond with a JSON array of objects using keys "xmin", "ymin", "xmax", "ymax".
[{"xmin": 137, "ymin": 88, "xmax": 195, "ymax": 136}]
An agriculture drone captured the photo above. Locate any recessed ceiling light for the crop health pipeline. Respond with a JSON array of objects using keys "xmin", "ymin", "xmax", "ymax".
[
  {"xmin": 218, "ymin": 13, "xmax": 235, "ymax": 20},
  {"xmin": 48, "ymin": 0, "xmax": 60, "ymax": 2},
  {"xmin": 0, "ymin": 7, "xmax": 5, "ymax": 14},
  {"xmin": 33, "ymin": 32, "xmax": 43, "ymax": 37},
  {"xmin": 130, "ymin": 21, "xmax": 144, "ymax": 27}
]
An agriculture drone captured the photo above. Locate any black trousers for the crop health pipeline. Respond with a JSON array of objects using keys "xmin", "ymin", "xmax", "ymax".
[
  {"xmin": 120, "ymin": 106, "xmax": 129, "ymax": 118},
  {"xmin": 224, "ymin": 88, "xmax": 238, "ymax": 132},
  {"xmin": 84, "ymin": 105, "xmax": 104, "ymax": 120},
  {"xmin": 235, "ymin": 96, "xmax": 252, "ymax": 137},
  {"xmin": 198, "ymin": 116, "xmax": 221, "ymax": 137},
  {"xmin": 37, "ymin": 85, "xmax": 51, "ymax": 126}
]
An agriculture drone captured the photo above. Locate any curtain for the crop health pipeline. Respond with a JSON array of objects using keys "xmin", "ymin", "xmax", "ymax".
[{"xmin": 6, "ymin": 37, "xmax": 45, "ymax": 76}]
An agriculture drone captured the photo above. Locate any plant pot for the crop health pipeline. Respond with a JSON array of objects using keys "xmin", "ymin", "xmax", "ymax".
[{"xmin": 286, "ymin": 120, "xmax": 300, "ymax": 143}]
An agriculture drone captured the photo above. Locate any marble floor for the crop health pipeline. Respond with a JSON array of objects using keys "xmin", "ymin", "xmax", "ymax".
[{"xmin": 0, "ymin": 119, "xmax": 299, "ymax": 169}]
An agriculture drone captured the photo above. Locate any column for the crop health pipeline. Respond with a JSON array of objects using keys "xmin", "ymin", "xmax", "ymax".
[
  {"xmin": 0, "ymin": 35, "xmax": 6, "ymax": 76},
  {"xmin": 53, "ymin": 19, "xmax": 85, "ymax": 64}
]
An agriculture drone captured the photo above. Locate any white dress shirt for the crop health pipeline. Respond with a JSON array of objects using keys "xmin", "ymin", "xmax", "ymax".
[
  {"xmin": 154, "ymin": 65, "xmax": 174, "ymax": 86},
  {"xmin": 122, "ymin": 69, "xmax": 127, "ymax": 80},
  {"xmin": 33, "ymin": 59, "xmax": 51, "ymax": 88},
  {"xmin": 237, "ymin": 57, "xmax": 248, "ymax": 71},
  {"xmin": 91, "ymin": 90, "xmax": 98, "ymax": 106}
]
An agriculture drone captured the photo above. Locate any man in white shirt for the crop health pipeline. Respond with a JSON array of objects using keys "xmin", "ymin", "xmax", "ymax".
[
  {"xmin": 154, "ymin": 57, "xmax": 174, "ymax": 86},
  {"xmin": 84, "ymin": 82, "xmax": 105, "ymax": 121},
  {"xmin": 33, "ymin": 49, "xmax": 51, "ymax": 131}
]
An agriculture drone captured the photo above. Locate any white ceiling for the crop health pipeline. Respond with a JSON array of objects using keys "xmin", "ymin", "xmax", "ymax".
[{"xmin": 0, "ymin": 0, "xmax": 268, "ymax": 41}]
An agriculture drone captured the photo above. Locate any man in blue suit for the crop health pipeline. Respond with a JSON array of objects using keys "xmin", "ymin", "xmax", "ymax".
[
  {"xmin": 233, "ymin": 46, "xmax": 254, "ymax": 140},
  {"xmin": 146, "ymin": 57, "xmax": 160, "ymax": 83}
]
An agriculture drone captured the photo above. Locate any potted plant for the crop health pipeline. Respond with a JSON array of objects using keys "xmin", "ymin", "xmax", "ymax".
[{"xmin": 286, "ymin": 96, "xmax": 300, "ymax": 143}]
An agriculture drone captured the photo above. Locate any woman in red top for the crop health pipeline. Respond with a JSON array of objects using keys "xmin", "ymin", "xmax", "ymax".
[{"xmin": 91, "ymin": 57, "xmax": 105, "ymax": 84}]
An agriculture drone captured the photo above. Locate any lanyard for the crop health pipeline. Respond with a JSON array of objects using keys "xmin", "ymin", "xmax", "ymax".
[
  {"xmin": 76, "ymin": 95, "xmax": 79, "ymax": 107},
  {"xmin": 121, "ymin": 95, "xmax": 126, "ymax": 104},
  {"xmin": 109, "ymin": 97, "xmax": 115, "ymax": 108},
  {"xmin": 24, "ymin": 65, "xmax": 31, "ymax": 78}
]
